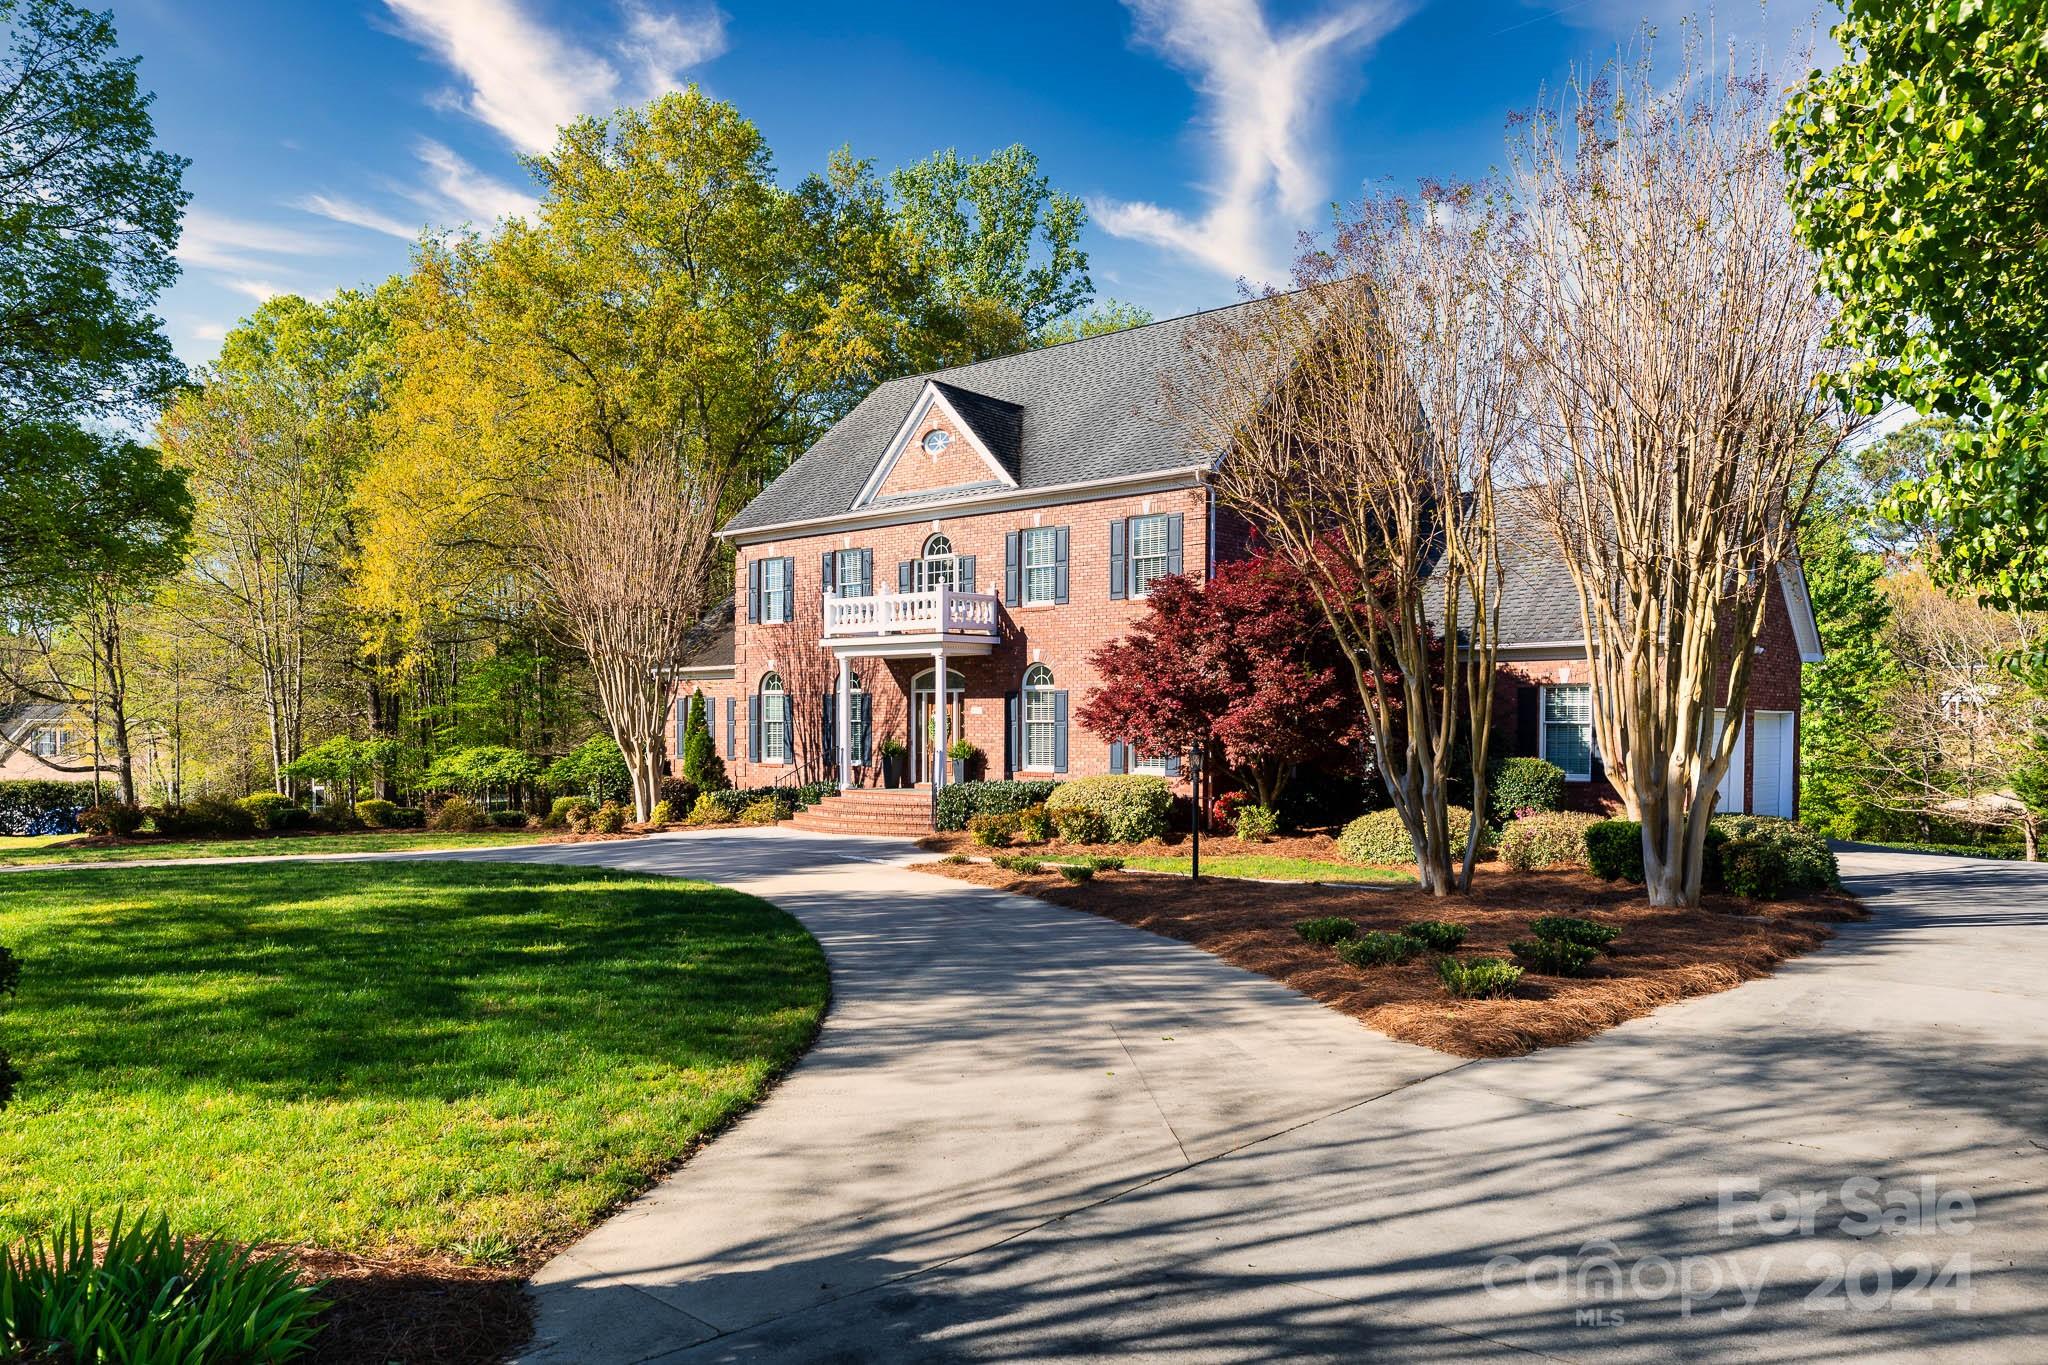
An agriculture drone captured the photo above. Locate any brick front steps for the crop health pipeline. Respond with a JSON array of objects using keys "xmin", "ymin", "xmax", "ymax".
[{"xmin": 786, "ymin": 787, "xmax": 936, "ymax": 837}]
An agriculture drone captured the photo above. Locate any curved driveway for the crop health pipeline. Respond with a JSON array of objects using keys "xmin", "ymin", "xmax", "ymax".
[{"xmin": 464, "ymin": 832, "xmax": 2048, "ymax": 1363}]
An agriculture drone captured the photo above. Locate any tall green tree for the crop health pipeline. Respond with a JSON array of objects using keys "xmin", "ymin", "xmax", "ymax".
[
  {"xmin": 0, "ymin": 0, "xmax": 187, "ymax": 425},
  {"xmin": 1798, "ymin": 496, "xmax": 1897, "ymax": 837},
  {"xmin": 1777, "ymin": 0, "xmax": 2048, "ymax": 611}
]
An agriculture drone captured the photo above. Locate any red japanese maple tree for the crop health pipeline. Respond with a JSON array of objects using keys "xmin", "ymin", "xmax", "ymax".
[{"xmin": 1079, "ymin": 554, "xmax": 1361, "ymax": 808}]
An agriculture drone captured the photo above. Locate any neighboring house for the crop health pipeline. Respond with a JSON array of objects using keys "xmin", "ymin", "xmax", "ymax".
[
  {"xmin": 675, "ymin": 298, "xmax": 1819, "ymax": 821},
  {"xmin": 0, "ymin": 703, "xmax": 115, "ymax": 787}
]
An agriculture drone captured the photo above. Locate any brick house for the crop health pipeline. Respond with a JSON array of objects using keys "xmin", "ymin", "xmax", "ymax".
[{"xmin": 673, "ymin": 299, "xmax": 1820, "ymax": 827}]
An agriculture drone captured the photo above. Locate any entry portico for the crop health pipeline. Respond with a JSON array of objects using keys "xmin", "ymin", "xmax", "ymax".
[{"xmin": 822, "ymin": 584, "xmax": 1000, "ymax": 792}]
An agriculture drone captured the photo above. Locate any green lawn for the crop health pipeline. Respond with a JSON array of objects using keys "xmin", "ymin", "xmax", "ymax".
[
  {"xmin": 0, "ymin": 829, "xmax": 552, "ymax": 867},
  {"xmin": 0, "ymin": 861, "xmax": 827, "ymax": 1262},
  {"xmin": 1121, "ymin": 853, "xmax": 1414, "ymax": 885}
]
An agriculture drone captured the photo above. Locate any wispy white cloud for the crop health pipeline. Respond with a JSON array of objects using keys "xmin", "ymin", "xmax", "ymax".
[
  {"xmin": 292, "ymin": 192, "xmax": 422, "ymax": 242},
  {"xmin": 220, "ymin": 277, "xmax": 291, "ymax": 304},
  {"xmin": 1095, "ymin": 0, "xmax": 1406, "ymax": 283},
  {"xmin": 175, "ymin": 209, "xmax": 334, "ymax": 276},
  {"xmin": 382, "ymin": 0, "xmax": 727, "ymax": 155},
  {"xmin": 405, "ymin": 138, "xmax": 540, "ymax": 226}
]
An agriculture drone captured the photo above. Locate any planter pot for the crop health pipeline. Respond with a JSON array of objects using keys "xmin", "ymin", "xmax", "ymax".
[
  {"xmin": 950, "ymin": 758, "xmax": 967, "ymax": 784},
  {"xmin": 881, "ymin": 753, "xmax": 905, "ymax": 788}
]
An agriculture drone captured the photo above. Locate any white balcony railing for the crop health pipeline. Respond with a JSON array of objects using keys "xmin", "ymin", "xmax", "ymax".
[{"xmin": 822, "ymin": 587, "xmax": 1000, "ymax": 640}]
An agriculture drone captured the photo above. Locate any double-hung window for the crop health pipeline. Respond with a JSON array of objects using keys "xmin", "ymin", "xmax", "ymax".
[
  {"xmin": 29, "ymin": 728, "xmax": 62, "ymax": 758},
  {"xmin": 1021, "ymin": 527, "xmax": 1058, "ymax": 606},
  {"xmin": 833, "ymin": 548, "xmax": 870, "ymax": 598},
  {"xmin": 761, "ymin": 673, "xmax": 788, "ymax": 762},
  {"xmin": 1128, "ymin": 515, "xmax": 1171, "ymax": 597},
  {"xmin": 760, "ymin": 557, "xmax": 791, "ymax": 623},
  {"xmin": 1541, "ymin": 684, "xmax": 1595, "ymax": 781},
  {"xmin": 1134, "ymin": 748, "xmax": 1172, "ymax": 775},
  {"xmin": 1023, "ymin": 665, "xmax": 1057, "ymax": 770}
]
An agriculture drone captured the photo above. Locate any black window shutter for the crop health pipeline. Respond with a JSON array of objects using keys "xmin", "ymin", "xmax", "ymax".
[
  {"xmin": 1516, "ymin": 687, "xmax": 1540, "ymax": 757},
  {"xmin": 1109, "ymin": 740, "xmax": 1127, "ymax": 774},
  {"xmin": 821, "ymin": 552, "xmax": 835, "ymax": 593},
  {"xmin": 857, "ymin": 693, "xmax": 872, "ymax": 766},
  {"xmin": 822, "ymin": 695, "xmax": 835, "ymax": 770},
  {"xmin": 1167, "ymin": 514, "xmax": 1184, "ymax": 575},
  {"xmin": 781, "ymin": 698, "xmax": 795, "ymax": 762},
  {"xmin": 1053, "ymin": 690, "xmax": 1069, "ymax": 772},
  {"xmin": 1054, "ymin": 526, "xmax": 1070, "ymax": 604},
  {"xmin": 1165, "ymin": 750, "xmax": 1182, "ymax": 777},
  {"xmin": 705, "ymin": 695, "xmax": 715, "ymax": 745},
  {"xmin": 898, "ymin": 560, "xmax": 913, "ymax": 594},
  {"xmin": 1004, "ymin": 531, "xmax": 1021, "ymax": 606},
  {"xmin": 748, "ymin": 695, "xmax": 761, "ymax": 763},
  {"xmin": 782, "ymin": 557, "xmax": 796, "ymax": 605},
  {"xmin": 958, "ymin": 554, "xmax": 976, "ymax": 593},
  {"xmin": 857, "ymin": 548, "xmax": 873, "ymax": 596},
  {"xmin": 1004, "ymin": 691, "xmax": 1019, "ymax": 778},
  {"xmin": 675, "ymin": 698, "xmax": 687, "ymax": 757},
  {"xmin": 747, "ymin": 558, "xmax": 762, "ymax": 623},
  {"xmin": 724, "ymin": 697, "xmax": 735, "ymax": 758},
  {"xmin": 1109, "ymin": 520, "xmax": 1127, "ymax": 600}
]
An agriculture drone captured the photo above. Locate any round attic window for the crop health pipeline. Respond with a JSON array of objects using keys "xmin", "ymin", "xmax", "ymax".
[{"xmin": 921, "ymin": 429, "xmax": 951, "ymax": 455}]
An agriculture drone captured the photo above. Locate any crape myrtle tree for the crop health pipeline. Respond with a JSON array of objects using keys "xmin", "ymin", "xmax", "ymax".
[
  {"xmin": 1511, "ymin": 34, "xmax": 1863, "ymax": 907},
  {"xmin": 529, "ymin": 454, "xmax": 727, "ymax": 822},
  {"xmin": 1776, "ymin": 0, "xmax": 2048, "ymax": 618},
  {"xmin": 1185, "ymin": 182, "xmax": 1522, "ymax": 896},
  {"xmin": 1079, "ymin": 554, "xmax": 1360, "ymax": 810}
]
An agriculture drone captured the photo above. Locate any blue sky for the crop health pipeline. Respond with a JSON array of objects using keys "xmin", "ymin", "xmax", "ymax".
[{"xmin": 112, "ymin": 0, "xmax": 1836, "ymax": 366}]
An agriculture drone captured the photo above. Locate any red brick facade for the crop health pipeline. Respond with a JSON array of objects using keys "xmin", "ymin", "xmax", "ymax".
[{"xmin": 870, "ymin": 402, "xmax": 1007, "ymax": 499}]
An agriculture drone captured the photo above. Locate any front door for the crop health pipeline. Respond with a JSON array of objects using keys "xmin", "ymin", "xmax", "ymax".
[{"xmin": 911, "ymin": 672, "xmax": 966, "ymax": 785}]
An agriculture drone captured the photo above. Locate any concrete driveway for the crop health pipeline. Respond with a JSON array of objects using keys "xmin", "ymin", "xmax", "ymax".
[{"xmin": 483, "ymin": 833, "xmax": 2048, "ymax": 1363}]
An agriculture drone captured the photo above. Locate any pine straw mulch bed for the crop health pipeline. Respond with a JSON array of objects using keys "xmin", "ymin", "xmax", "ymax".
[
  {"xmin": 292, "ymin": 1248, "xmax": 533, "ymax": 1365},
  {"xmin": 916, "ymin": 827, "xmax": 1353, "ymax": 863},
  {"xmin": 915, "ymin": 859, "xmax": 1865, "ymax": 1058}
]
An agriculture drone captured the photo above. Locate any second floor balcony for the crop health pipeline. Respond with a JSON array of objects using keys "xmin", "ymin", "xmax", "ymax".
[{"xmin": 821, "ymin": 587, "xmax": 1000, "ymax": 653}]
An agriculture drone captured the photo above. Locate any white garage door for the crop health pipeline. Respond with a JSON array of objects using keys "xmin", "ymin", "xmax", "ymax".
[
  {"xmin": 1714, "ymin": 710, "xmax": 1746, "ymax": 815},
  {"xmin": 1750, "ymin": 711, "xmax": 1795, "ymax": 818}
]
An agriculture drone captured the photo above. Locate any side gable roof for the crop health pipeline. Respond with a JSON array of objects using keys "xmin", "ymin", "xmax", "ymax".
[{"xmin": 724, "ymin": 296, "xmax": 1295, "ymax": 536}]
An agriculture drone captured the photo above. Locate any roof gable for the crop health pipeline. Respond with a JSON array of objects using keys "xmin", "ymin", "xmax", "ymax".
[{"xmin": 857, "ymin": 381, "xmax": 1020, "ymax": 507}]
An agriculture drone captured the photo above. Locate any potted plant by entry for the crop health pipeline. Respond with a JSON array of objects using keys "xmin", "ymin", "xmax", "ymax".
[
  {"xmin": 947, "ymin": 739, "xmax": 979, "ymax": 785},
  {"xmin": 878, "ymin": 736, "xmax": 908, "ymax": 788}
]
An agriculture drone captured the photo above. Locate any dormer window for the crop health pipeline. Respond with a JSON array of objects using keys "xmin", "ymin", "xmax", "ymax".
[{"xmin": 921, "ymin": 429, "xmax": 951, "ymax": 455}]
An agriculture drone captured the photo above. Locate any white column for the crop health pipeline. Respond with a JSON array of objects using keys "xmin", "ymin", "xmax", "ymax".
[
  {"xmin": 836, "ymin": 654, "xmax": 852, "ymax": 790},
  {"xmin": 931, "ymin": 644, "xmax": 947, "ymax": 790}
]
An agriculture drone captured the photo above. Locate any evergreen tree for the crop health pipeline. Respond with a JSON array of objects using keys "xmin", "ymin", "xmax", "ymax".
[
  {"xmin": 682, "ymin": 689, "xmax": 726, "ymax": 791},
  {"xmin": 1799, "ymin": 500, "xmax": 1897, "ymax": 837}
]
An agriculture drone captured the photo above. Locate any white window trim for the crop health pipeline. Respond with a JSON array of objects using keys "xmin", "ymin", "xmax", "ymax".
[
  {"xmin": 853, "ymin": 381, "xmax": 1019, "ymax": 508},
  {"xmin": 1538, "ymin": 684, "xmax": 1595, "ymax": 783},
  {"xmin": 1022, "ymin": 668, "xmax": 1057, "ymax": 772},
  {"xmin": 1133, "ymin": 751, "xmax": 1172, "ymax": 776},
  {"xmin": 1128, "ymin": 514, "xmax": 1171, "ymax": 600},
  {"xmin": 1021, "ymin": 526, "xmax": 1057, "ymax": 607},
  {"xmin": 833, "ymin": 548, "xmax": 869, "ymax": 598},
  {"xmin": 760, "ymin": 558, "xmax": 791, "ymax": 625},
  {"xmin": 760, "ymin": 678, "xmax": 789, "ymax": 765}
]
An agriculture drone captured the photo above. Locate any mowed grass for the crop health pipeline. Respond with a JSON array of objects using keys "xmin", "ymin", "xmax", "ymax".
[
  {"xmin": 1122, "ymin": 853, "xmax": 1414, "ymax": 885},
  {"xmin": 0, "ymin": 829, "xmax": 550, "ymax": 867},
  {"xmin": 0, "ymin": 861, "xmax": 827, "ymax": 1262}
]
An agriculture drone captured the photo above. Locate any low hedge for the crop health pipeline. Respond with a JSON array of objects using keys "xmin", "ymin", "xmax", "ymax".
[
  {"xmin": 0, "ymin": 779, "xmax": 87, "ymax": 836},
  {"xmin": 1044, "ymin": 775, "xmax": 1172, "ymax": 844},
  {"xmin": 1336, "ymin": 806, "xmax": 1473, "ymax": 866},
  {"xmin": 355, "ymin": 798, "xmax": 401, "ymax": 829},
  {"xmin": 934, "ymin": 779, "xmax": 1063, "ymax": 831},
  {"xmin": 1497, "ymin": 811, "xmax": 1602, "ymax": 871},
  {"xmin": 151, "ymin": 797, "xmax": 256, "ymax": 839},
  {"xmin": 1585, "ymin": 815, "xmax": 1836, "ymax": 898},
  {"xmin": 237, "ymin": 792, "xmax": 308, "ymax": 832}
]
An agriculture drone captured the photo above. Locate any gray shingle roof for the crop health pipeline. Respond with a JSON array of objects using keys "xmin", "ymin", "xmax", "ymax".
[
  {"xmin": 1422, "ymin": 491, "xmax": 1587, "ymax": 650},
  {"xmin": 724, "ymin": 296, "xmax": 1292, "ymax": 534}
]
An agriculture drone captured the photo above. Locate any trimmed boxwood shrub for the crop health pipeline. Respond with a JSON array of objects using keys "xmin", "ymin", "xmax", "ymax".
[
  {"xmin": 1052, "ymin": 807, "xmax": 1108, "ymax": 844},
  {"xmin": 1584, "ymin": 818, "xmax": 1646, "ymax": 882},
  {"xmin": 935, "ymin": 779, "xmax": 1064, "ymax": 831},
  {"xmin": 1017, "ymin": 803, "xmax": 1054, "ymax": 843},
  {"xmin": 1044, "ymin": 775, "xmax": 1173, "ymax": 844},
  {"xmin": 490, "ymin": 808, "xmax": 530, "ymax": 828},
  {"xmin": 348, "ymin": 796, "xmax": 398, "ymax": 828},
  {"xmin": 592, "ymin": 801, "xmax": 629, "ymax": 834},
  {"xmin": 968, "ymin": 811, "xmax": 1020, "ymax": 847},
  {"xmin": 429, "ymin": 795, "xmax": 487, "ymax": 832},
  {"xmin": 1337, "ymin": 930, "xmax": 1421, "ymax": 967},
  {"xmin": 1401, "ymin": 919, "xmax": 1467, "ymax": 952},
  {"xmin": 1233, "ymin": 804, "xmax": 1280, "ymax": 842},
  {"xmin": 1437, "ymin": 956, "xmax": 1524, "ymax": 998},
  {"xmin": 1510, "ymin": 938, "xmax": 1598, "ymax": 976},
  {"xmin": 992, "ymin": 853, "xmax": 1044, "ymax": 874},
  {"xmin": 151, "ymin": 797, "xmax": 256, "ymax": 839},
  {"xmin": 1489, "ymin": 756, "xmax": 1567, "ymax": 821},
  {"xmin": 237, "ymin": 792, "xmax": 307, "ymax": 832},
  {"xmin": 1711, "ymin": 815, "xmax": 1838, "ymax": 898},
  {"xmin": 1529, "ymin": 915, "xmax": 1622, "ymax": 952},
  {"xmin": 1083, "ymin": 854, "xmax": 1124, "ymax": 871},
  {"xmin": 1336, "ymin": 806, "xmax": 1473, "ymax": 865},
  {"xmin": 1056, "ymin": 863, "xmax": 1094, "ymax": 883},
  {"xmin": 545, "ymin": 795, "xmax": 595, "ymax": 829},
  {"xmin": 77, "ymin": 803, "xmax": 145, "ymax": 837},
  {"xmin": 1294, "ymin": 915, "xmax": 1359, "ymax": 946},
  {"xmin": 1497, "ymin": 811, "xmax": 1602, "ymax": 871}
]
